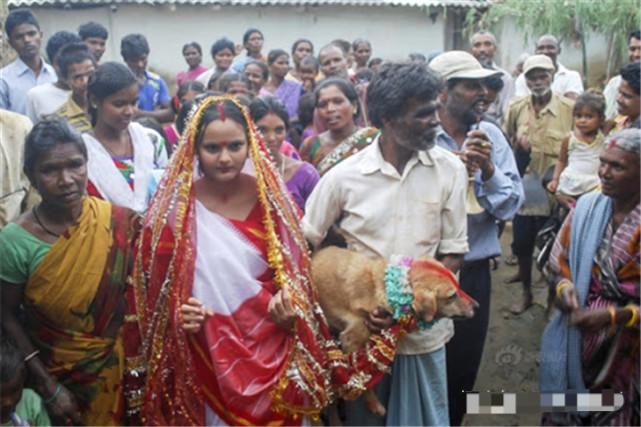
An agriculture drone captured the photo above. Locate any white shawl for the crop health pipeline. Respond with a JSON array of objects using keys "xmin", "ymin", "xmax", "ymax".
[{"xmin": 83, "ymin": 122, "xmax": 154, "ymax": 213}]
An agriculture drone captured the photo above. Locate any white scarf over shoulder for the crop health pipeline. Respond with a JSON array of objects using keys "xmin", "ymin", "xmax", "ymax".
[{"xmin": 83, "ymin": 122, "xmax": 154, "ymax": 213}]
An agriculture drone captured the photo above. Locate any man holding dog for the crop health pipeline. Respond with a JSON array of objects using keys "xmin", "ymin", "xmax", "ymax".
[
  {"xmin": 304, "ymin": 62, "xmax": 469, "ymax": 426},
  {"xmin": 429, "ymin": 51, "xmax": 524, "ymax": 426}
]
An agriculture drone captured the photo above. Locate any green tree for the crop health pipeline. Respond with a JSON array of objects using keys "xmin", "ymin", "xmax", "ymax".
[{"xmin": 466, "ymin": 0, "xmax": 640, "ymax": 83}]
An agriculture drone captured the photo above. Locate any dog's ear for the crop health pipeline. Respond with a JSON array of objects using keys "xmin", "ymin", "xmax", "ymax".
[{"xmin": 413, "ymin": 290, "xmax": 437, "ymax": 322}]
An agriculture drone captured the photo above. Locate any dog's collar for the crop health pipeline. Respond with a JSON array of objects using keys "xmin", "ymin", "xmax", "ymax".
[{"xmin": 385, "ymin": 255, "xmax": 437, "ymax": 331}]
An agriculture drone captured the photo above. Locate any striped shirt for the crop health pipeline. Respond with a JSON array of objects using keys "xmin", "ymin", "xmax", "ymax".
[{"xmin": 52, "ymin": 95, "xmax": 92, "ymax": 133}]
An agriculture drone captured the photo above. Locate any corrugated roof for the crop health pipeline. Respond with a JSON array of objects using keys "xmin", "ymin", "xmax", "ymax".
[{"xmin": 9, "ymin": 0, "xmax": 489, "ymax": 8}]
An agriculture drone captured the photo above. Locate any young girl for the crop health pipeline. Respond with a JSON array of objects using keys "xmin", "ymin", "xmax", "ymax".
[
  {"xmin": 83, "ymin": 62, "xmax": 168, "ymax": 213},
  {"xmin": 249, "ymin": 95, "xmax": 319, "ymax": 212},
  {"xmin": 547, "ymin": 92, "xmax": 606, "ymax": 209}
]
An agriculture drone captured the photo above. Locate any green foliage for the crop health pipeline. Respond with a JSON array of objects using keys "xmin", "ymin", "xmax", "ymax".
[
  {"xmin": 468, "ymin": 0, "xmax": 638, "ymax": 46},
  {"xmin": 465, "ymin": 0, "xmax": 640, "ymax": 79}
]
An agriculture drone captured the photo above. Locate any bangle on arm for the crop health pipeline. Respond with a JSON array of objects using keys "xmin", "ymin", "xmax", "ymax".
[
  {"xmin": 607, "ymin": 306, "xmax": 616, "ymax": 326},
  {"xmin": 556, "ymin": 281, "xmax": 573, "ymax": 297},
  {"xmin": 43, "ymin": 383, "xmax": 61, "ymax": 405},
  {"xmin": 624, "ymin": 304, "xmax": 639, "ymax": 327},
  {"xmin": 23, "ymin": 350, "xmax": 40, "ymax": 363}
]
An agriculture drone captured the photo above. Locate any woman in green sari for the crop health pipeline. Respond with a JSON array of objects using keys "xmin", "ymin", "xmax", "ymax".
[{"xmin": 0, "ymin": 120, "xmax": 141, "ymax": 425}]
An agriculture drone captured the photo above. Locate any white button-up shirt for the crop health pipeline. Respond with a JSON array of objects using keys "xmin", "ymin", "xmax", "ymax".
[
  {"xmin": 303, "ymin": 135, "xmax": 469, "ymax": 354},
  {"xmin": 0, "ymin": 57, "xmax": 57, "ymax": 115}
]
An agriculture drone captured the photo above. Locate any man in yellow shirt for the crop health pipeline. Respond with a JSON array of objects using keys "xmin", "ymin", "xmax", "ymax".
[{"xmin": 504, "ymin": 55, "xmax": 575, "ymax": 314}]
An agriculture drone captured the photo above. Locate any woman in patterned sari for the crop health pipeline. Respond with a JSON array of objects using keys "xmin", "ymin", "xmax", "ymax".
[
  {"xmin": 299, "ymin": 78, "xmax": 377, "ymax": 176},
  {"xmin": 0, "ymin": 120, "xmax": 142, "ymax": 425},
  {"xmin": 540, "ymin": 129, "xmax": 640, "ymax": 426},
  {"xmin": 132, "ymin": 95, "xmax": 414, "ymax": 426}
]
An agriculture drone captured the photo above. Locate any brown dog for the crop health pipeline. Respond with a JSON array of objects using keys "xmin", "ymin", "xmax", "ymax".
[{"xmin": 311, "ymin": 246, "xmax": 478, "ymax": 417}]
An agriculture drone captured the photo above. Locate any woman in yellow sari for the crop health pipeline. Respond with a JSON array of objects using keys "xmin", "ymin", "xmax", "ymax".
[{"xmin": 0, "ymin": 120, "xmax": 141, "ymax": 425}]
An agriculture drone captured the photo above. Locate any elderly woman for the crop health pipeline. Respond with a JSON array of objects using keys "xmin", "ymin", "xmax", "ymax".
[
  {"xmin": 0, "ymin": 120, "xmax": 142, "ymax": 425},
  {"xmin": 540, "ymin": 128, "xmax": 640, "ymax": 426},
  {"xmin": 299, "ymin": 78, "xmax": 377, "ymax": 175}
]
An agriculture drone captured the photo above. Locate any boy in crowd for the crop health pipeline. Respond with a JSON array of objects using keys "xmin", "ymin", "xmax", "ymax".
[
  {"xmin": 50, "ymin": 42, "xmax": 97, "ymax": 132},
  {"xmin": 121, "ymin": 33, "xmax": 174, "ymax": 123},
  {"xmin": 78, "ymin": 21, "xmax": 108, "ymax": 63},
  {"xmin": 0, "ymin": 9, "xmax": 56, "ymax": 115}
]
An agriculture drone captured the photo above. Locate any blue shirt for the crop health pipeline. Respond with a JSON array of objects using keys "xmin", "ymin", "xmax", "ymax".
[
  {"xmin": 437, "ymin": 120, "xmax": 524, "ymax": 261},
  {"xmin": 138, "ymin": 70, "xmax": 170, "ymax": 111},
  {"xmin": 0, "ymin": 57, "xmax": 57, "ymax": 115}
]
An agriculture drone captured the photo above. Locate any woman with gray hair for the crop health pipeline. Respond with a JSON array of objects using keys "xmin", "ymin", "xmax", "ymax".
[{"xmin": 540, "ymin": 128, "xmax": 640, "ymax": 426}]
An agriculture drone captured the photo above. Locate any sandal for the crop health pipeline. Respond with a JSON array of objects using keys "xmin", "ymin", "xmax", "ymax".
[{"xmin": 504, "ymin": 254, "xmax": 518, "ymax": 266}]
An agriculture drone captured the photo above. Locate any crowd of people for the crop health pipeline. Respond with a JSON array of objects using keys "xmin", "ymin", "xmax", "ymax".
[{"xmin": 0, "ymin": 6, "xmax": 639, "ymax": 427}]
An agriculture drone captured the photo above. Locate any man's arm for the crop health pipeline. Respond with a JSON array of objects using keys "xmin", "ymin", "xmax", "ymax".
[
  {"xmin": 135, "ymin": 77, "xmax": 175, "ymax": 124},
  {"xmin": 561, "ymin": 69, "xmax": 584, "ymax": 100},
  {"xmin": 437, "ymin": 159, "xmax": 469, "ymax": 267},
  {"xmin": 302, "ymin": 172, "xmax": 343, "ymax": 251},
  {"xmin": 0, "ymin": 79, "xmax": 9, "ymax": 110},
  {"xmin": 438, "ymin": 254, "xmax": 463, "ymax": 275},
  {"xmin": 136, "ymin": 102, "xmax": 175, "ymax": 124}
]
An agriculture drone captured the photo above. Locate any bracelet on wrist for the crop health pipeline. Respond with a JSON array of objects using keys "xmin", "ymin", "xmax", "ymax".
[
  {"xmin": 624, "ymin": 304, "xmax": 639, "ymax": 327},
  {"xmin": 43, "ymin": 383, "xmax": 61, "ymax": 405},
  {"xmin": 556, "ymin": 281, "xmax": 573, "ymax": 297},
  {"xmin": 23, "ymin": 350, "xmax": 40, "ymax": 364}
]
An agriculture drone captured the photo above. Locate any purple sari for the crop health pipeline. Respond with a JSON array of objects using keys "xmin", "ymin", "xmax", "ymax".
[{"xmin": 260, "ymin": 80, "xmax": 303, "ymax": 119}]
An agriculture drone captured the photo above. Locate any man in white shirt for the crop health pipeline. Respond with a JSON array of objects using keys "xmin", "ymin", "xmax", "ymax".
[
  {"xmin": 470, "ymin": 30, "xmax": 515, "ymax": 125},
  {"xmin": 303, "ymin": 62, "xmax": 468, "ymax": 426},
  {"xmin": 514, "ymin": 34, "xmax": 584, "ymax": 100},
  {"xmin": 603, "ymin": 30, "xmax": 640, "ymax": 119},
  {"xmin": 0, "ymin": 9, "xmax": 57, "ymax": 115}
]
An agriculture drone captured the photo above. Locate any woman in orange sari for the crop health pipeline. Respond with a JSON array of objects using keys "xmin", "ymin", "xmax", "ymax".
[
  {"xmin": 0, "ymin": 120, "xmax": 142, "ymax": 425},
  {"xmin": 132, "ymin": 95, "xmax": 413, "ymax": 425}
]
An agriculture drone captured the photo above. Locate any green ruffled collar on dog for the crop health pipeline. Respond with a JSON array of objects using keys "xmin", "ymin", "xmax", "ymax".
[{"xmin": 385, "ymin": 255, "xmax": 437, "ymax": 331}]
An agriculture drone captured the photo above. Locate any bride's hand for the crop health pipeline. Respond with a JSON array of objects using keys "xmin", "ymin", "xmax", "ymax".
[
  {"xmin": 180, "ymin": 297, "xmax": 214, "ymax": 333},
  {"xmin": 268, "ymin": 287, "xmax": 297, "ymax": 331}
]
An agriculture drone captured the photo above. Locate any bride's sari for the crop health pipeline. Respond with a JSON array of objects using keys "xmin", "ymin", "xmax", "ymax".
[{"xmin": 132, "ymin": 96, "xmax": 413, "ymax": 425}]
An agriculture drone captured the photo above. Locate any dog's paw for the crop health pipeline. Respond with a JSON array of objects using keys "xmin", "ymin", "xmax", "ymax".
[{"xmin": 339, "ymin": 331, "xmax": 357, "ymax": 353}]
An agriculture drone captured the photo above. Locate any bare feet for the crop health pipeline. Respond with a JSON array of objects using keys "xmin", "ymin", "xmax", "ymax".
[
  {"xmin": 504, "ymin": 254, "xmax": 519, "ymax": 266},
  {"xmin": 504, "ymin": 272, "xmax": 522, "ymax": 284},
  {"xmin": 533, "ymin": 275, "xmax": 549, "ymax": 289},
  {"xmin": 510, "ymin": 293, "xmax": 533, "ymax": 314}
]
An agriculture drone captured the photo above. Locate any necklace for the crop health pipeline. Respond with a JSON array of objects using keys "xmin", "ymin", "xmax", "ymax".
[
  {"xmin": 32, "ymin": 205, "xmax": 61, "ymax": 238},
  {"xmin": 280, "ymin": 158, "xmax": 286, "ymax": 176}
]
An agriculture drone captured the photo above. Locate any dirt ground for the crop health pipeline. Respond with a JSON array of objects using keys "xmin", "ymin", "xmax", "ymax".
[{"xmin": 462, "ymin": 221, "xmax": 551, "ymax": 427}]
